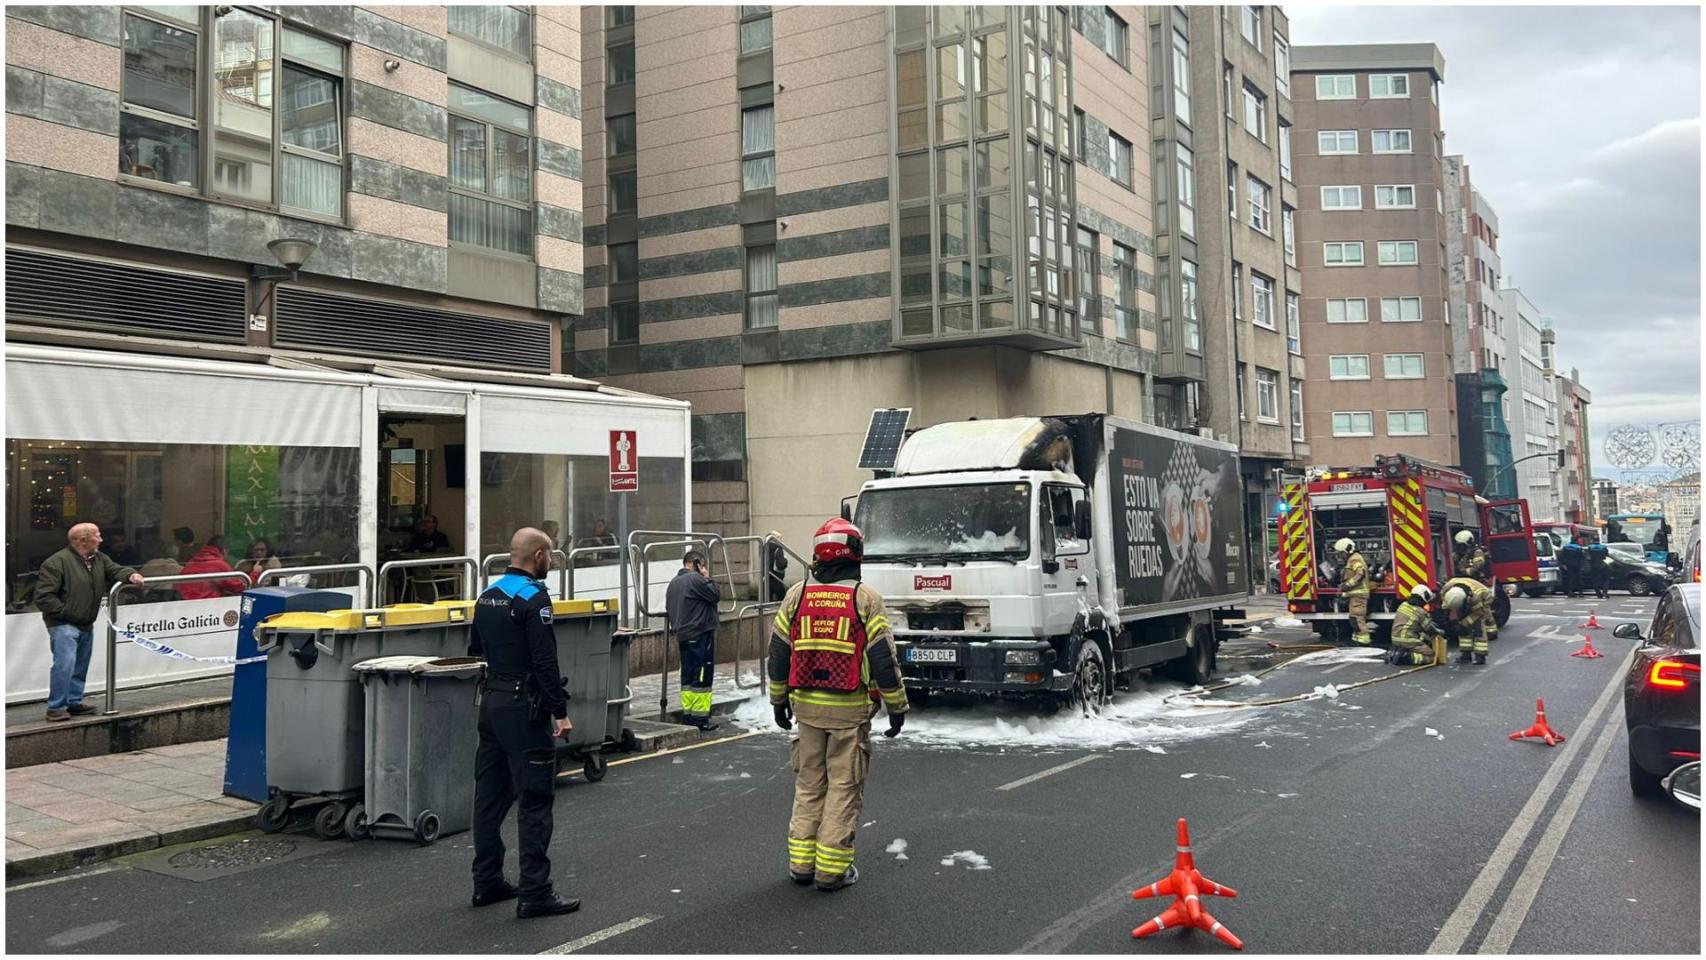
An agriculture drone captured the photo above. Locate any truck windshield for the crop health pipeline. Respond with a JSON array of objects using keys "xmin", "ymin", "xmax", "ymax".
[{"xmin": 856, "ymin": 483, "xmax": 1031, "ymax": 560}]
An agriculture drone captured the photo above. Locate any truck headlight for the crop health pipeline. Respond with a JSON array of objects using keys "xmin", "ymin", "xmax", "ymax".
[{"xmin": 1005, "ymin": 650, "xmax": 1041, "ymax": 665}]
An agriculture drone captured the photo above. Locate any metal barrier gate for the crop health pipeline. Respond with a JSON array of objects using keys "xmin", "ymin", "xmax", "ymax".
[
  {"xmin": 255, "ymin": 562, "xmax": 376, "ymax": 607},
  {"xmin": 103, "ymin": 569, "xmax": 254, "ymax": 716},
  {"xmin": 377, "ymin": 556, "xmax": 479, "ymax": 606}
]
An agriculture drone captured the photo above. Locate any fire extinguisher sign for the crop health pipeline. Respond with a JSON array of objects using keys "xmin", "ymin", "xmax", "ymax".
[{"xmin": 609, "ymin": 430, "xmax": 638, "ymax": 493}]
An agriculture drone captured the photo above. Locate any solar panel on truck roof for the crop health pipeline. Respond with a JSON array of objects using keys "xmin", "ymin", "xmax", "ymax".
[{"xmin": 857, "ymin": 408, "xmax": 912, "ymax": 470}]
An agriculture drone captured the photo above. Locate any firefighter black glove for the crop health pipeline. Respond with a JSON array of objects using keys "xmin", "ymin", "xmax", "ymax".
[
  {"xmin": 773, "ymin": 703, "xmax": 792, "ymax": 730},
  {"xmin": 883, "ymin": 713, "xmax": 905, "ymax": 739}
]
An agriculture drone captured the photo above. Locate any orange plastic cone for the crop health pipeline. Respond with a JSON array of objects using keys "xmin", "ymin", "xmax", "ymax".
[
  {"xmin": 1131, "ymin": 818, "xmax": 1243, "ymax": 950},
  {"xmin": 1509, "ymin": 697, "xmax": 1567, "ymax": 747},
  {"xmin": 1571, "ymin": 637, "xmax": 1605, "ymax": 659},
  {"xmin": 1580, "ymin": 610, "xmax": 1602, "ymax": 630}
]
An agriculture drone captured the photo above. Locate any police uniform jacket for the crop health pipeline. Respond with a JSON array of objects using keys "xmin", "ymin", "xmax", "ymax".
[{"xmin": 470, "ymin": 567, "xmax": 568, "ymax": 719}]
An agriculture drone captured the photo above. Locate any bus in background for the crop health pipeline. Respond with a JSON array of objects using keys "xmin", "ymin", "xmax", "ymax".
[{"xmin": 1607, "ymin": 512, "xmax": 1674, "ymax": 566}]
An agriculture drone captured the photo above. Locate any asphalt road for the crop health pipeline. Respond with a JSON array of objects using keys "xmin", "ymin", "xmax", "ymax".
[{"xmin": 6, "ymin": 593, "xmax": 1698, "ymax": 955}]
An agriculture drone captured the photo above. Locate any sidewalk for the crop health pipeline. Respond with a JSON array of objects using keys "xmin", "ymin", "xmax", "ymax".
[{"xmin": 5, "ymin": 676, "xmax": 232, "ymax": 731}]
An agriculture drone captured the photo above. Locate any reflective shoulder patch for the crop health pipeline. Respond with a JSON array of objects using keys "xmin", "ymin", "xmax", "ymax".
[
  {"xmin": 539, "ymin": 604, "xmax": 554, "ymax": 625},
  {"xmin": 516, "ymin": 581, "xmax": 542, "ymax": 601}
]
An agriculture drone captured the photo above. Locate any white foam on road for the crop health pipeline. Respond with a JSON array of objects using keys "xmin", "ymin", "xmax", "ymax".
[
  {"xmin": 940, "ymin": 850, "xmax": 992, "ymax": 870},
  {"xmin": 886, "ymin": 838, "xmax": 909, "ymax": 861}
]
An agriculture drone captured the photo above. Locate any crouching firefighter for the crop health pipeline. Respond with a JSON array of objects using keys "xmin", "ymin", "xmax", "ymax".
[
  {"xmin": 768, "ymin": 518, "xmax": 908, "ymax": 892},
  {"xmin": 1440, "ymin": 577, "xmax": 1492, "ymax": 665},
  {"xmin": 1388, "ymin": 585, "xmax": 1442, "ymax": 666}
]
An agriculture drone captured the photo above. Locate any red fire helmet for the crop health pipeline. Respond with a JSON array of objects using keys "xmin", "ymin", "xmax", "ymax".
[{"xmin": 813, "ymin": 518, "xmax": 864, "ymax": 564}]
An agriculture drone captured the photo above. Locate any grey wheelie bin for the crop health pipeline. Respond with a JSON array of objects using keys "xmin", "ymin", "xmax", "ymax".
[
  {"xmin": 251, "ymin": 604, "xmax": 472, "ymax": 838},
  {"xmin": 547, "ymin": 598, "xmax": 623, "ymax": 782},
  {"xmin": 347, "ymin": 656, "xmax": 484, "ymax": 845}
]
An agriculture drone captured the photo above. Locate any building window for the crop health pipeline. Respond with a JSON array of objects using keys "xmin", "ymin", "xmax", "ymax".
[
  {"xmin": 1315, "ymin": 74, "xmax": 1355, "ymax": 99},
  {"xmin": 1072, "ymin": 108, "xmax": 1086, "ymax": 162},
  {"xmin": 1075, "ymin": 227, "xmax": 1100, "ymax": 330},
  {"xmin": 1095, "ymin": 7, "xmax": 1128, "ymax": 66},
  {"xmin": 1172, "ymin": 28, "xmax": 1191, "ymax": 118},
  {"xmin": 609, "ymin": 169, "xmax": 637, "ymax": 215},
  {"xmin": 1372, "ymin": 129, "xmax": 1413, "ymax": 153},
  {"xmin": 1324, "ymin": 241, "xmax": 1364, "ymax": 266},
  {"xmin": 1374, "ymin": 184, "xmax": 1416, "ymax": 209},
  {"xmin": 448, "ymin": 83, "xmax": 533, "ymax": 257},
  {"xmin": 449, "ymin": 6, "xmax": 531, "ymax": 60},
  {"xmin": 745, "ymin": 243, "xmax": 778, "ymax": 329},
  {"xmin": 609, "ymin": 112, "xmax": 637, "ymax": 157},
  {"xmin": 741, "ymin": 103, "xmax": 775, "ymax": 191},
  {"xmin": 1369, "ymin": 73, "xmax": 1409, "ymax": 98},
  {"xmin": 1380, "ymin": 296, "xmax": 1423, "ymax": 322},
  {"xmin": 1387, "ymin": 410, "xmax": 1429, "ymax": 436},
  {"xmin": 278, "ymin": 30, "xmax": 345, "ymax": 218},
  {"xmin": 1107, "ymin": 131, "xmax": 1133, "ymax": 187},
  {"xmin": 1377, "ymin": 240, "xmax": 1418, "ymax": 265},
  {"xmin": 1256, "ymin": 368, "xmax": 1280, "ymax": 423},
  {"xmin": 1176, "ymin": 145, "xmax": 1196, "ymax": 237},
  {"xmin": 1180, "ymin": 259, "xmax": 1201, "ymax": 350},
  {"xmin": 1274, "ymin": 36, "xmax": 1290, "ymax": 95},
  {"xmin": 1282, "ymin": 207, "xmax": 1296, "ymax": 265},
  {"xmin": 1327, "ymin": 298, "xmax": 1368, "ymax": 323},
  {"xmin": 1333, "ymin": 411, "xmax": 1375, "ymax": 437},
  {"xmin": 1236, "ymin": 363, "xmax": 1248, "ymax": 420},
  {"xmin": 1251, "ymin": 272, "xmax": 1275, "ymax": 329},
  {"xmin": 1290, "ymin": 380, "xmax": 1305, "ymax": 441},
  {"xmin": 608, "ymin": 6, "xmax": 635, "ymax": 27},
  {"xmin": 1320, "ymin": 185, "xmax": 1362, "ymax": 210},
  {"xmin": 1329, "ymin": 355, "xmax": 1370, "ymax": 380},
  {"xmin": 609, "ymin": 302, "xmax": 639, "ymax": 344},
  {"xmin": 1240, "ymin": 6, "xmax": 1262, "ymax": 50},
  {"xmin": 1242, "ymin": 84, "xmax": 1267, "ymax": 141},
  {"xmin": 1384, "ymin": 353, "xmax": 1425, "ymax": 379},
  {"xmin": 120, "ymin": 10, "xmax": 202, "ymax": 189},
  {"xmin": 739, "ymin": 5, "xmax": 772, "ymax": 55},
  {"xmin": 1226, "ymin": 161, "xmax": 1238, "ymax": 220},
  {"xmin": 1223, "ymin": 63, "xmax": 1235, "ymax": 118},
  {"xmin": 609, "ymin": 242, "xmax": 639, "ymax": 283},
  {"xmin": 1113, "ymin": 241, "xmax": 1139, "ymax": 342},
  {"xmin": 607, "ymin": 42, "xmax": 635, "ymax": 85},
  {"xmin": 1317, "ymin": 130, "xmax": 1357, "ymax": 154},
  {"xmin": 1286, "ymin": 290, "xmax": 1300, "ymax": 353},
  {"xmin": 1231, "ymin": 262, "xmax": 1242, "ymax": 320},
  {"xmin": 1278, "ymin": 122, "xmax": 1292, "ymax": 180}
]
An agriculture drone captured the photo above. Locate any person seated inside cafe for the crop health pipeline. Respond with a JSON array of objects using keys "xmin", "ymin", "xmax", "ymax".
[{"xmin": 406, "ymin": 514, "xmax": 452, "ymax": 554}]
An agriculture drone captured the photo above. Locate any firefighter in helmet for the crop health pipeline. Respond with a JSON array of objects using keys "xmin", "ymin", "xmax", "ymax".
[
  {"xmin": 1440, "ymin": 576, "xmax": 1492, "ymax": 665},
  {"xmin": 767, "ymin": 518, "xmax": 907, "ymax": 892},
  {"xmin": 1388, "ymin": 585, "xmax": 1442, "ymax": 666},
  {"xmin": 1333, "ymin": 537, "xmax": 1372, "ymax": 645},
  {"xmin": 1453, "ymin": 529, "xmax": 1490, "ymax": 582}
]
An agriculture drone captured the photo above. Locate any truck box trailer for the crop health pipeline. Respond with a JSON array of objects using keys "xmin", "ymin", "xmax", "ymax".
[{"xmin": 845, "ymin": 414, "xmax": 1248, "ymax": 709}]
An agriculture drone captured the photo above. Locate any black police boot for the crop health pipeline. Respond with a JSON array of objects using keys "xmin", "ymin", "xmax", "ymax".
[
  {"xmin": 472, "ymin": 879, "xmax": 518, "ymax": 908},
  {"xmin": 1474, "ymin": 652, "xmax": 1487, "ymax": 665},
  {"xmin": 517, "ymin": 892, "xmax": 582, "ymax": 919}
]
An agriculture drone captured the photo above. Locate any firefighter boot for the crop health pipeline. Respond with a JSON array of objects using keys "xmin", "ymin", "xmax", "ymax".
[
  {"xmin": 1474, "ymin": 652, "xmax": 1487, "ymax": 665},
  {"xmin": 1456, "ymin": 648, "xmax": 1473, "ymax": 664},
  {"xmin": 816, "ymin": 864, "xmax": 858, "ymax": 893}
]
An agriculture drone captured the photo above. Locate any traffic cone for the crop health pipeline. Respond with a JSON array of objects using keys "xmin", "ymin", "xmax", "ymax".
[
  {"xmin": 1131, "ymin": 818, "xmax": 1243, "ymax": 950},
  {"xmin": 1571, "ymin": 637, "xmax": 1605, "ymax": 659},
  {"xmin": 1580, "ymin": 610, "xmax": 1602, "ymax": 630},
  {"xmin": 1509, "ymin": 697, "xmax": 1567, "ymax": 747}
]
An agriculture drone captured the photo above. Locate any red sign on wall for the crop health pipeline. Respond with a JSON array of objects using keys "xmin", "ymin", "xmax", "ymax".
[{"xmin": 610, "ymin": 430, "xmax": 638, "ymax": 493}]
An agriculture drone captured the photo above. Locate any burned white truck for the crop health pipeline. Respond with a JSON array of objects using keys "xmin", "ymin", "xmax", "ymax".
[{"xmin": 847, "ymin": 414, "xmax": 1249, "ymax": 710}]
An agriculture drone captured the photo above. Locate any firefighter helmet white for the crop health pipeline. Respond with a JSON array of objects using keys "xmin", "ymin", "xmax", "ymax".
[
  {"xmin": 1410, "ymin": 585, "xmax": 1435, "ymax": 604},
  {"xmin": 1440, "ymin": 586, "xmax": 1468, "ymax": 612},
  {"xmin": 1333, "ymin": 537, "xmax": 1356, "ymax": 555},
  {"xmin": 1454, "ymin": 530, "xmax": 1476, "ymax": 546}
]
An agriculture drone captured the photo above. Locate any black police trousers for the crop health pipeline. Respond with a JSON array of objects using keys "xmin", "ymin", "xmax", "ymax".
[{"xmin": 471, "ymin": 689, "xmax": 557, "ymax": 899}]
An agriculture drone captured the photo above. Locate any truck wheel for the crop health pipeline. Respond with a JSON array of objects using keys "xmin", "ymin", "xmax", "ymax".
[
  {"xmin": 1068, "ymin": 642, "xmax": 1108, "ymax": 716},
  {"xmin": 1493, "ymin": 591, "xmax": 1511, "ymax": 628},
  {"xmin": 1171, "ymin": 627, "xmax": 1215, "ymax": 686}
]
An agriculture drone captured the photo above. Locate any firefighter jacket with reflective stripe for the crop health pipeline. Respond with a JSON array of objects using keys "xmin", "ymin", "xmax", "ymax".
[
  {"xmin": 1443, "ymin": 576, "xmax": 1492, "ymax": 615},
  {"xmin": 1455, "ymin": 546, "xmax": 1490, "ymax": 582},
  {"xmin": 768, "ymin": 577, "xmax": 907, "ymax": 730},
  {"xmin": 1340, "ymin": 552, "xmax": 1370, "ymax": 596},
  {"xmin": 1391, "ymin": 600, "xmax": 1440, "ymax": 646}
]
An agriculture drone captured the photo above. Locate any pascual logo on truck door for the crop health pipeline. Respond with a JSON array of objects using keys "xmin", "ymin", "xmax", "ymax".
[{"xmin": 914, "ymin": 575, "xmax": 952, "ymax": 591}]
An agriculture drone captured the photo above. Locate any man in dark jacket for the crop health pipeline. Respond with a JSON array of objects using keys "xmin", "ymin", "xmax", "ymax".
[
  {"xmin": 666, "ymin": 549, "xmax": 721, "ymax": 730},
  {"xmin": 1558, "ymin": 537, "xmax": 1585, "ymax": 597},
  {"xmin": 34, "ymin": 523, "xmax": 143, "ymax": 721}
]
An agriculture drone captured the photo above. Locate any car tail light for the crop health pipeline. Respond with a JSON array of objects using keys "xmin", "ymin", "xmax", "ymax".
[{"xmin": 1648, "ymin": 659, "xmax": 1701, "ymax": 690}]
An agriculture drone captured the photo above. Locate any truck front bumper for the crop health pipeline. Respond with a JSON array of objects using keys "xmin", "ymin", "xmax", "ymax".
[{"xmin": 895, "ymin": 639, "xmax": 1070, "ymax": 694}]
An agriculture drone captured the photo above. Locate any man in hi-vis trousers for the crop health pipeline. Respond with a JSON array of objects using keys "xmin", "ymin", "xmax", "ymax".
[{"xmin": 768, "ymin": 518, "xmax": 907, "ymax": 892}]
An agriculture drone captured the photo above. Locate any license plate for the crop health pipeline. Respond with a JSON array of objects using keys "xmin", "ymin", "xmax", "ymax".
[{"xmin": 907, "ymin": 647, "xmax": 958, "ymax": 664}]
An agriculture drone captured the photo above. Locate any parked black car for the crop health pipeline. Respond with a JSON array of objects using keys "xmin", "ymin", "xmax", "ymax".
[
  {"xmin": 1617, "ymin": 584, "xmax": 1702, "ymax": 796},
  {"xmin": 1601, "ymin": 547, "xmax": 1679, "ymax": 597}
]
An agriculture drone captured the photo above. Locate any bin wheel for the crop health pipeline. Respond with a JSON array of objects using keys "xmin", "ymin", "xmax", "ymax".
[
  {"xmin": 256, "ymin": 795, "xmax": 291, "ymax": 833},
  {"xmin": 314, "ymin": 802, "xmax": 347, "ymax": 840},
  {"xmin": 583, "ymin": 753, "xmax": 608, "ymax": 782},
  {"xmin": 413, "ymin": 810, "xmax": 441, "ymax": 845},
  {"xmin": 343, "ymin": 803, "xmax": 370, "ymax": 841}
]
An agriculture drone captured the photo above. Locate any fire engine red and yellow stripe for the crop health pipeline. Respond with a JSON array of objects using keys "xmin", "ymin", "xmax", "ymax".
[
  {"xmin": 1281, "ymin": 483, "xmax": 1314, "ymax": 600},
  {"xmin": 1388, "ymin": 478, "xmax": 1430, "ymax": 596}
]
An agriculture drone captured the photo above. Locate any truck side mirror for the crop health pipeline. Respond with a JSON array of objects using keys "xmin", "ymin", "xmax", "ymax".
[
  {"xmin": 1074, "ymin": 500, "xmax": 1092, "ymax": 540},
  {"xmin": 839, "ymin": 496, "xmax": 854, "ymax": 521}
]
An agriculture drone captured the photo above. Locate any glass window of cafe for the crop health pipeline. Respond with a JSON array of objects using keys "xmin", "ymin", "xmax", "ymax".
[
  {"xmin": 479, "ymin": 453, "xmax": 686, "ymax": 564},
  {"xmin": 5, "ymin": 439, "xmax": 360, "ymax": 613}
]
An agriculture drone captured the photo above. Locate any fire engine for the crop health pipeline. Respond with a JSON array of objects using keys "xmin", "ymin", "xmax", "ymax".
[{"xmin": 1278, "ymin": 454, "xmax": 1541, "ymax": 638}]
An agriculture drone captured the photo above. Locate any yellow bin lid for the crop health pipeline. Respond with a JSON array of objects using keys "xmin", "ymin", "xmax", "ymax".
[
  {"xmin": 551, "ymin": 597, "xmax": 618, "ymax": 617},
  {"xmin": 432, "ymin": 600, "xmax": 476, "ymax": 623}
]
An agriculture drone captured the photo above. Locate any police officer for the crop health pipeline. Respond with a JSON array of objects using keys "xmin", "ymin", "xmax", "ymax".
[
  {"xmin": 1388, "ymin": 585, "xmax": 1442, "ymax": 666},
  {"xmin": 1453, "ymin": 530, "xmax": 1489, "ymax": 581},
  {"xmin": 469, "ymin": 527, "xmax": 580, "ymax": 918},
  {"xmin": 1333, "ymin": 538, "xmax": 1371, "ymax": 645}
]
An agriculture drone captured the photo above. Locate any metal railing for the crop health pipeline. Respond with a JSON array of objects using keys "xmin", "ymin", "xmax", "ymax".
[
  {"xmin": 562, "ymin": 545, "xmax": 620, "ymax": 600},
  {"xmin": 104, "ymin": 569, "xmax": 253, "ymax": 716},
  {"xmin": 732, "ymin": 602, "xmax": 781, "ymax": 689},
  {"xmin": 254, "ymin": 562, "xmax": 376, "ymax": 607},
  {"xmin": 377, "ymin": 556, "xmax": 479, "ymax": 605}
]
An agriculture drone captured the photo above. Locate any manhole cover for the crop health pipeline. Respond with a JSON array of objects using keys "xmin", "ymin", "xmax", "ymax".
[{"xmin": 167, "ymin": 838, "xmax": 299, "ymax": 870}]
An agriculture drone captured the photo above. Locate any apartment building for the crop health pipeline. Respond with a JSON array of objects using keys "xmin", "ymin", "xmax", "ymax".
[
  {"xmin": 1289, "ymin": 43, "xmax": 1456, "ymax": 467},
  {"xmin": 1143, "ymin": 5, "xmax": 1306, "ymax": 573},
  {"xmin": 1555, "ymin": 369, "xmax": 1594, "ymax": 523},
  {"xmin": 1503, "ymin": 288, "xmax": 1562, "ymax": 519},
  {"xmin": 1442, "ymin": 156, "xmax": 1512, "ymax": 495},
  {"xmin": 1591, "ymin": 477, "xmax": 1619, "ymax": 522},
  {"xmin": 578, "ymin": 5, "xmax": 1163, "ymax": 548}
]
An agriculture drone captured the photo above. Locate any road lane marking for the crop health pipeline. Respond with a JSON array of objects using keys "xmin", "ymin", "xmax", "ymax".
[
  {"xmin": 540, "ymin": 915, "xmax": 660, "ymax": 954},
  {"xmin": 996, "ymin": 755, "xmax": 1105, "ymax": 792},
  {"xmin": 1425, "ymin": 660, "xmax": 1627, "ymax": 954},
  {"xmin": 5, "ymin": 864, "xmax": 121, "ymax": 892},
  {"xmin": 1476, "ymin": 700, "xmax": 1623, "ymax": 954}
]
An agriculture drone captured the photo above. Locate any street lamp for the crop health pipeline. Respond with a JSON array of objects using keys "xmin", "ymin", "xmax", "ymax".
[{"xmin": 249, "ymin": 238, "xmax": 317, "ymax": 333}]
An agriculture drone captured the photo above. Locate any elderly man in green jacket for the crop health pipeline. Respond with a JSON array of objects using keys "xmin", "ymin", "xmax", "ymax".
[{"xmin": 34, "ymin": 523, "xmax": 144, "ymax": 721}]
